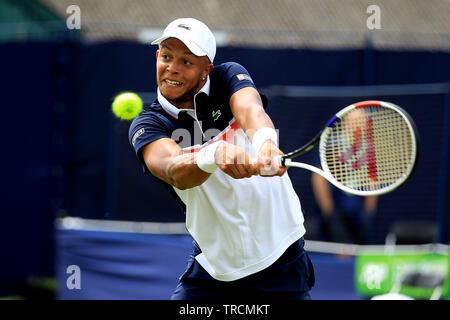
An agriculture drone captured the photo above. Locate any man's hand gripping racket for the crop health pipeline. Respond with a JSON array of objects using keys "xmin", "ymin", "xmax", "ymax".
[{"xmin": 274, "ymin": 100, "xmax": 419, "ymax": 196}]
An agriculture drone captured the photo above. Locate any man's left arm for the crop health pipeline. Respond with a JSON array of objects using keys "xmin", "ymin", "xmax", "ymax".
[{"xmin": 229, "ymin": 86, "xmax": 287, "ymax": 176}]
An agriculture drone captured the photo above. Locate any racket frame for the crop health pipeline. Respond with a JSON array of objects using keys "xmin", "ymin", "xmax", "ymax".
[{"xmin": 277, "ymin": 100, "xmax": 419, "ymax": 196}]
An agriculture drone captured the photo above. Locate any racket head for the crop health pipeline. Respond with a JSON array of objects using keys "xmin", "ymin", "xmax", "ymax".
[{"xmin": 319, "ymin": 100, "xmax": 419, "ymax": 196}]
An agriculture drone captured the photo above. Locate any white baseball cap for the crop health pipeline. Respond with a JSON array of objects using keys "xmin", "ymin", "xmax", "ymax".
[{"xmin": 151, "ymin": 18, "xmax": 216, "ymax": 63}]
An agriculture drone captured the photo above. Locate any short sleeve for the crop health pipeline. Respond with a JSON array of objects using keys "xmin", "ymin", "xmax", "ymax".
[
  {"xmin": 221, "ymin": 62, "xmax": 257, "ymax": 100},
  {"xmin": 214, "ymin": 62, "xmax": 268, "ymax": 109}
]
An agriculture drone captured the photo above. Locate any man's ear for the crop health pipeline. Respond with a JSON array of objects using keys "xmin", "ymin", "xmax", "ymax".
[
  {"xmin": 156, "ymin": 50, "xmax": 159, "ymax": 59},
  {"xmin": 204, "ymin": 63, "xmax": 214, "ymax": 78}
]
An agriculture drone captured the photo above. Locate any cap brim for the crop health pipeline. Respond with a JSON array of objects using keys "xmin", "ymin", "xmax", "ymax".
[{"xmin": 151, "ymin": 35, "xmax": 207, "ymax": 58}]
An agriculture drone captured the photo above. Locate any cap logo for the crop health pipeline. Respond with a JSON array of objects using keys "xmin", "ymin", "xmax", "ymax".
[{"xmin": 177, "ymin": 24, "xmax": 191, "ymax": 31}]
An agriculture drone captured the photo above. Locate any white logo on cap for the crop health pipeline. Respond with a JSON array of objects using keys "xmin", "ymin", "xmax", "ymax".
[{"xmin": 178, "ymin": 24, "xmax": 191, "ymax": 30}]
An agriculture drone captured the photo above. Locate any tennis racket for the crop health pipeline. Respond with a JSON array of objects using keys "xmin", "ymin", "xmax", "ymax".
[{"xmin": 275, "ymin": 100, "xmax": 419, "ymax": 196}]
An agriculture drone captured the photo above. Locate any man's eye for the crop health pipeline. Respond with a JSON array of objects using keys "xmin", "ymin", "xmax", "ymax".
[{"xmin": 184, "ymin": 60, "xmax": 192, "ymax": 65}]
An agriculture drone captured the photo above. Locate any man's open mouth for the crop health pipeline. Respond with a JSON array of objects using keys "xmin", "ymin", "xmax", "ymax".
[{"xmin": 165, "ymin": 80, "xmax": 183, "ymax": 86}]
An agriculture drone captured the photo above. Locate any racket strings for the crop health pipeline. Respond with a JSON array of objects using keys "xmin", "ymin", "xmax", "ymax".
[{"xmin": 322, "ymin": 106, "xmax": 415, "ymax": 192}]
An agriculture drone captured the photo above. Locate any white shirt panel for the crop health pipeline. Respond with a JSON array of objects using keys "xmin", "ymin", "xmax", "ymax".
[{"xmin": 174, "ymin": 128, "xmax": 305, "ymax": 281}]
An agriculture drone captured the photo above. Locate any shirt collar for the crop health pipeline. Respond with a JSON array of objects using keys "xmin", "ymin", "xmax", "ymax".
[{"xmin": 158, "ymin": 76, "xmax": 210, "ymax": 120}]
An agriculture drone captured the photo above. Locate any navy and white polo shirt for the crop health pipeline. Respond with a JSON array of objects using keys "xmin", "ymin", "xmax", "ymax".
[{"xmin": 129, "ymin": 62, "xmax": 305, "ymax": 281}]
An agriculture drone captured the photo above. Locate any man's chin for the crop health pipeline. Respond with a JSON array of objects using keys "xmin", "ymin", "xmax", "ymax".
[
  {"xmin": 164, "ymin": 93, "xmax": 195, "ymax": 106},
  {"xmin": 161, "ymin": 91, "xmax": 183, "ymax": 102}
]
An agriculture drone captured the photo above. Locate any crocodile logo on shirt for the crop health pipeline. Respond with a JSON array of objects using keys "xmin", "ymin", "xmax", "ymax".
[{"xmin": 212, "ymin": 110, "xmax": 222, "ymax": 121}]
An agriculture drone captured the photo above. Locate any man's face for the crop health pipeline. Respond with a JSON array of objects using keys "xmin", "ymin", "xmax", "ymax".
[{"xmin": 156, "ymin": 38, "xmax": 212, "ymax": 109}]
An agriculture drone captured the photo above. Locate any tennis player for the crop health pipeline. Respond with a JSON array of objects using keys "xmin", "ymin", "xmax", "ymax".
[{"xmin": 129, "ymin": 18, "xmax": 314, "ymax": 300}]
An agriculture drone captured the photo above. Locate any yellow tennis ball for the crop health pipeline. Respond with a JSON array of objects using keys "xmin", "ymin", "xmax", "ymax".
[{"xmin": 112, "ymin": 92, "xmax": 143, "ymax": 120}]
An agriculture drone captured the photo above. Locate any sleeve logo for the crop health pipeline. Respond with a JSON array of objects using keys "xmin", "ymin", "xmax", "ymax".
[
  {"xmin": 132, "ymin": 128, "xmax": 145, "ymax": 146},
  {"xmin": 236, "ymin": 74, "xmax": 253, "ymax": 82}
]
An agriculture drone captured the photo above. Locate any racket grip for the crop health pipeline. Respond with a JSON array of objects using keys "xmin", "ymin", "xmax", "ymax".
[
  {"xmin": 274, "ymin": 155, "xmax": 284, "ymax": 167},
  {"xmin": 251, "ymin": 156, "xmax": 285, "ymax": 166}
]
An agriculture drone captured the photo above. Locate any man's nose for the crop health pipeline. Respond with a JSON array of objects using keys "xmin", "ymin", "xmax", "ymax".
[{"xmin": 167, "ymin": 60, "xmax": 181, "ymax": 74}]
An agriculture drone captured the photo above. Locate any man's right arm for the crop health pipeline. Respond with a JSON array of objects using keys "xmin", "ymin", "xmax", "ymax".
[
  {"xmin": 142, "ymin": 138, "xmax": 259, "ymax": 189},
  {"xmin": 141, "ymin": 138, "xmax": 211, "ymax": 190}
]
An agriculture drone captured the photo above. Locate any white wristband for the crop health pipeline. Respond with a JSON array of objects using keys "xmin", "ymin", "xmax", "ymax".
[
  {"xmin": 196, "ymin": 141, "xmax": 224, "ymax": 173},
  {"xmin": 252, "ymin": 127, "xmax": 278, "ymax": 152}
]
